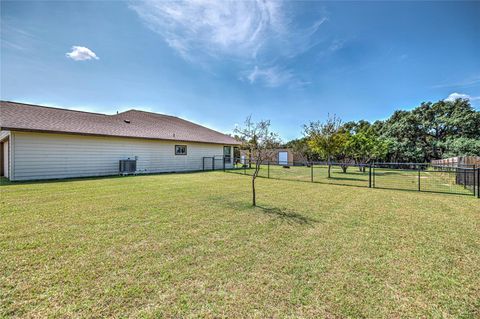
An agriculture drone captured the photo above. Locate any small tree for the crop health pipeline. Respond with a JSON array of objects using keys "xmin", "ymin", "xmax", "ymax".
[
  {"xmin": 234, "ymin": 116, "xmax": 281, "ymax": 206},
  {"xmin": 304, "ymin": 115, "xmax": 344, "ymax": 178}
]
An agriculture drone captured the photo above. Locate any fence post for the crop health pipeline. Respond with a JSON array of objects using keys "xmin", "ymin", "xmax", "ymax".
[
  {"xmin": 223, "ymin": 156, "xmax": 226, "ymax": 172},
  {"xmin": 464, "ymin": 168, "xmax": 467, "ymax": 189},
  {"xmin": 202, "ymin": 157, "xmax": 205, "ymax": 171},
  {"xmin": 369, "ymin": 165, "xmax": 372, "ymax": 188},
  {"xmin": 268, "ymin": 161, "xmax": 270, "ymax": 178},
  {"xmin": 477, "ymin": 167, "xmax": 480, "ymax": 198},
  {"xmin": 418, "ymin": 166, "xmax": 421, "ymax": 191},
  {"xmin": 474, "ymin": 167, "xmax": 476, "ymax": 197},
  {"xmin": 311, "ymin": 163, "xmax": 313, "ymax": 182},
  {"xmin": 373, "ymin": 162, "xmax": 376, "ymax": 188},
  {"xmin": 212, "ymin": 157, "xmax": 215, "ymax": 171}
]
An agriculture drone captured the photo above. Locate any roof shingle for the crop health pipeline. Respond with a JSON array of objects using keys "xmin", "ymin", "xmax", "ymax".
[{"xmin": 0, "ymin": 101, "xmax": 240, "ymax": 145}]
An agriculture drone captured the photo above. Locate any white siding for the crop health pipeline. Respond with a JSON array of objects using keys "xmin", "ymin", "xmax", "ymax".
[{"xmin": 12, "ymin": 131, "xmax": 234, "ymax": 181}]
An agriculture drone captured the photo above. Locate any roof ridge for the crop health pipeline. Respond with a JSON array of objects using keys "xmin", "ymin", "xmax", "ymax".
[
  {"xmin": 124, "ymin": 109, "xmax": 230, "ymax": 134},
  {"xmin": 0, "ymin": 100, "xmax": 108, "ymax": 116},
  {"xmin": 117, "ymin": 109, "xmax": 179, "ymax": 118}
]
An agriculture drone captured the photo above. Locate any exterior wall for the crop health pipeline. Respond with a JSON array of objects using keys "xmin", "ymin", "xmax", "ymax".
[
  {"xmin": 10, "ymin": 131, "xmax": 235, "ymax": 181},
  {"xmin": 0, "ymin": 130, "xmax": 11, "ymax": 179}
]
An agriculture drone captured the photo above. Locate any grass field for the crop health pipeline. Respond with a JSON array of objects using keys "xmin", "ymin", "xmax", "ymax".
[
  {"xmin": 1, "ymin": 172, "xmax": 479, "ymax": 318},
  {"xmin": 228, "ymin": 164, "xmax": 476, "ymax": 195}
]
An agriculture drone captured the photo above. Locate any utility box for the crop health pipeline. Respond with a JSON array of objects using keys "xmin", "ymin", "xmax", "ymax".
[{"xmin": 119, "ymin": 159, "xmax": 137, "ymax": 174}]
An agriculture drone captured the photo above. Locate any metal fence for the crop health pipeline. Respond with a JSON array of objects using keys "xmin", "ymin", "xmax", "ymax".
[
  {"xmin": 225, "ymin": 159, "xmax": 479, "ymax": 198},
  {"xmin": 202, "ymin": 155, "xmax": 229, "ymax": 171}
]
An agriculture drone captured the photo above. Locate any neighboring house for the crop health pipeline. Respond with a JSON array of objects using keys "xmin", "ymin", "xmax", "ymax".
[
  {"xmin": 239, "ymin": 148, "xmax": 306, "ymax": 165},
  {"xmin": 0, "ymin": 101, "xmax": 241, "ymax": 181}
]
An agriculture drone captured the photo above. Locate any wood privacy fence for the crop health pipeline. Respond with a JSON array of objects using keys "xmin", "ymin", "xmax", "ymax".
[
  {"xmin": 431, "ymin": 156, "xmax": 480, "ymax": 187},
  {"xmin": 431, "ymin": 156, "xmax": 480, "ymax": 168}
]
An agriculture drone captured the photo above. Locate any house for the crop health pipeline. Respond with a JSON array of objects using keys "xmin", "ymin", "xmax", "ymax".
[{"xmin": 0, "ymin": 101, "xmax": 241, "ymax": 181}]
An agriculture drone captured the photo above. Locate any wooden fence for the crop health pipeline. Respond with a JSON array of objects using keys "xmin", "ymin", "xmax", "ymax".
[
  {"xmin": 431, "ymin": 156, "xmax": 479, "ymax": 187},
  {"xmin": 431, "ymin": 156, "xmax": 480, "ymax": 168}
]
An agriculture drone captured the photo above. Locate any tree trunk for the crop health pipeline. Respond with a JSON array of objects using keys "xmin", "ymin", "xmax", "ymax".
[
  {"xmin": 252, "ymin": 175, "xmax": 256, "ymax": 206},
  {"xmin": 341, "ymin": 165, "xmax": 347, "ymax": 173},
  {"xmin": 251, "ymin": 160, "xmax": 261, "ymax": 206},
  {"xmin": 327, "ymin": 156, "xmax": 331, "ymax": 178}
]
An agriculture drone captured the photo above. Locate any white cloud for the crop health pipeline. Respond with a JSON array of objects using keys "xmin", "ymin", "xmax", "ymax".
[
  {"xmin": 444, "ymin": 92, "xmax": 471, "ymax": 102},
  {"xmin": 130, "ymin": 0, "xmax": 285, "ymax": 59},
  {"xmin": 245, "ymin": 66, "xmax": 294, "ymax": 88},
  {"xmin": 66, "ymin": 46, "xmax": 99, "ymax": 61},
  {"xmin": 129, "ymin": 0, "xmax": 326, "ymax": 87},
  {"xmin": 432, "ymin": 76, "xmax": 480, "ymax": 89}
]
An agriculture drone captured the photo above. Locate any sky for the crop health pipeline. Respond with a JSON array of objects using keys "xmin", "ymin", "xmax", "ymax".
[{"xmin": 1, "ymin": 1, "xmax": 479, "ymax": 141}]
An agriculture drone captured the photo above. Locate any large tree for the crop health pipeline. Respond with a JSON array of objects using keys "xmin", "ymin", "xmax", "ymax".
[
  {"xmin": 379, "ymin": 98, "xmax": 480, "ymax": 162},
  {"xmin": 234, "ymin": 116, "xmax": 281, "ymax": 206}
]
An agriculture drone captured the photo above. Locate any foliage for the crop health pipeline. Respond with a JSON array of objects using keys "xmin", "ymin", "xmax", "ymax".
[
  {"xmin": 441, "ymin": 137, "xmax": 480, "ymax": 158},
  {"xmin": 303, "ymin": 115, "xmax": 344, "ymax": 162},
  {"xmin": 294, "ymin": 98, "xmax": 479, "ymax": 164},
  {"xmin": 283, "ymin": 137, "xmax": 318, "ymax": 162},
  {"xmin": 303, "ymin": 115, "xmax": 345, "ymax": 177},
  {"xmin": 343, "ymin": 123, "xmax": 389, "ymax": 164},
  {"xmin": 378, "ymin": 98, "xmax": 480, "ymax": 162}
]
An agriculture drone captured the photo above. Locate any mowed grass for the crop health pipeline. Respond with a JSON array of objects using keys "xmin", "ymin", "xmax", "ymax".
[{"xmin": 1, "ymin": 172, "xmax": 479, "ymax": 318}]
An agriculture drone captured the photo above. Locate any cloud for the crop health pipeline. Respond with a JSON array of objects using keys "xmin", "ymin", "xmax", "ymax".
[
  {"xmin": 66, "ymin": 46, "xmax": 99, "ymax": 61},
  {"xmin": 246, "ymin": 66, "xmax": 293, "ymax": 87},
  {"xmin": 444, "ymin": 92, "xmax": 470, "ymax": 102},
  {"xmin": 444, "ymin": 92, "xmax": 480, "ymax": 102},
  {"xmin": 130, "ymin": 0, "xmax": 284, "ymax": 59},
  {"xmin": 245, "ymin": 66, "xmax": 293, "ymax": 88},
  {"xmin": 432, "ymin": 76, "xmax": 480, "ymax": 89},
  {"xmin": 130, "ymin": 0, "xmax": 326, "ymax": 87}
]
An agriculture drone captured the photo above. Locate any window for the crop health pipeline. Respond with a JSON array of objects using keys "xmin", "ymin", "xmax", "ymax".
[
  {"xmin": 175, "ymin": 145, "xmax": 187, "ymax": 155},
  {"xmin": 223, "ymin": 146, "xmax": 231, "ymax": 163}
]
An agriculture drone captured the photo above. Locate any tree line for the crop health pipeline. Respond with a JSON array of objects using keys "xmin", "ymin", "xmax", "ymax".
[{"xmin": 286, "ymin": 98, "xmax": 480, "ymax": 164}]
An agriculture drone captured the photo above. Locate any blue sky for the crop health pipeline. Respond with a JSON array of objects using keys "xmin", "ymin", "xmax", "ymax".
[{"xmin": 1, "ymin": 1, "xmax": 479, "ymax": 141}]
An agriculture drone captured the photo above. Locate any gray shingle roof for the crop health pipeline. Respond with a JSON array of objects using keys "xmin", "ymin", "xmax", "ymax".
[{"xmin": 0, "ymin": 101, "xmax": 240, "ymax": 145}]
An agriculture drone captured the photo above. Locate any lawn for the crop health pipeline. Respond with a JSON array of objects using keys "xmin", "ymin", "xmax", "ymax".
[{"xmin": 1, "ymin": 172, "xmax": 479, "ymax": 318}]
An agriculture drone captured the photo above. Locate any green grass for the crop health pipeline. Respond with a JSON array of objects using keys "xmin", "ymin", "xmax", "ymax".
[{"xmin": 1, "ymin": 172, "xmax": 479, "ymax": 318}]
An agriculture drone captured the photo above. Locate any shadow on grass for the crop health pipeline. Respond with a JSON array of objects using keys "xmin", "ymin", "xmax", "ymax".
[
  {"xmin": 255, "ymin": 206, "xmax": 319, "ymax": 226},
  {"xmin": 0, "ymin": 170, "xmax": 216, "ymax": 186},
  {"xmin": 328, "ymin": 175, "xmax": 366, "ymax": 182}
]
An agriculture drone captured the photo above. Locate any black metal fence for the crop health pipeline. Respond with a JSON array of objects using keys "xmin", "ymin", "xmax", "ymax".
[
  {"xmin": 225, "ymin": 159, "xmax": 479, "ymax": 197},
  {"xmin": 202, "ymin": 155, "xmax": 229, "ymax": 171}
]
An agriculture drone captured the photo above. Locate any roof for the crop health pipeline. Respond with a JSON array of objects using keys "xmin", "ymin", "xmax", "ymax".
[{"xmin": 0, "ymin": 101, "xmax": 241, "ymax": 145}]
